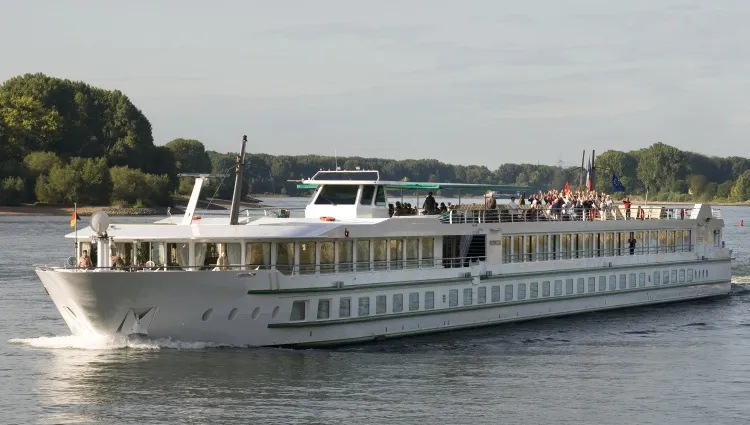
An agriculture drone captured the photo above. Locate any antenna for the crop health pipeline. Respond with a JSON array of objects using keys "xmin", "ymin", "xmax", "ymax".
[{"xmin": 335, "ymin": 149, "xmax": 339, "ymax": 171}]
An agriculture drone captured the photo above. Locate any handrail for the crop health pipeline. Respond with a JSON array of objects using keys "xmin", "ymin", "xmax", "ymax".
[{"xmin": 439, "ymin": 206, "xmax": 696, "ymax": 224}]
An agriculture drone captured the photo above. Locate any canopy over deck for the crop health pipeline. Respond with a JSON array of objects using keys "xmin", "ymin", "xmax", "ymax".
[{"xmin": 295, "ymin": 180, "xmax": 533, "ymax": 193}]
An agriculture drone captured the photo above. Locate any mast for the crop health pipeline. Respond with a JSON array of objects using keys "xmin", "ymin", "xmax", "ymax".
[
  {"xmin": 591, "ymin": 149, "xmax": 596, "ymax": 191},
  {"xmin": 580, "ymin": 150, "xmax": 585, "ymax": 189},
  {"xmin": 229, "ymin": 135, "xmax": 248, "ymax": 225}
]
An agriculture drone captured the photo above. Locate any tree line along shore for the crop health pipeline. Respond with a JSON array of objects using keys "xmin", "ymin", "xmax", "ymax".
[{"xmin": 1, "ymin": 73, "xmax": 749, "ymax": 211}]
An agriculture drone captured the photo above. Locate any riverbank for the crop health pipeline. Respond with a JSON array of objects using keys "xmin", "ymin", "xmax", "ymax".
[{"xmin": 0, "ymin": 205, "xmax": 165, "ymax": 216}]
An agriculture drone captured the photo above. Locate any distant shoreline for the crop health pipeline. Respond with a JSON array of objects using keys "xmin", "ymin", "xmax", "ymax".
[{"xmin": 0, "ymin": 205, "xmax": 165, "ymax": 217}]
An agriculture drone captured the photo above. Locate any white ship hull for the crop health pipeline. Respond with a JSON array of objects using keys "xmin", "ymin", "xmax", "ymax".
[{"xmin": 36, "ymin": 258, "xmax": 731, "ymax": 347}]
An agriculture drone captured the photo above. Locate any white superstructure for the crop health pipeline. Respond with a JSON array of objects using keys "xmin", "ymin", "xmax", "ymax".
[{"xmin": 36, "ymin": 167, "xmax": 733, "ymax": 347}]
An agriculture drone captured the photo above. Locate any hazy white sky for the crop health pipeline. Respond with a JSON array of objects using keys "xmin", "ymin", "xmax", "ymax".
[{"xmin": 2, "ymin": 0, "xmax": 749, "ymax": 167}]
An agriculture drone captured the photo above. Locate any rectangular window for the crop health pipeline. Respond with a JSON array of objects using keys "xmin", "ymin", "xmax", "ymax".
[
  {"xmin": 530, "ymin": 282, "xmax": 539, "ymax": 298},
  {"xmin": 373, "ymin": 240, "xmax": 387, "ymax": 271},
  {"xmin": 290, "ymin": 300, "xmax": 306, "ymax": 321},
  {"xmin": 317, "ymin": 299, "xmax": 331, "ymax": 319},
  {"xmin": 356, "ymin": 240, "xmax": 370, "ymax": 272},
  {"xmin": 449, "ymin": 289, "xmax": 459, "ymax": 307},
  {"xmin": 478, "ymin": 286, "xmax": 487, "ymax": 304},
  {"xmin": 651, "ymin": 231, "xmax": 659, "ymax": 254},
  {"xmin": 502, "ymin": 236, "xmax": 512, "ymax": 263},
  {"xmin": 513, "ymin": 236, "xmax": 524, "ymax": 262},
  {"xmin": 679, "ymin": 269, "xmax": 685, "ymax": 283},
  {"xmin": 577, "ymin": 278, "xmax": 585, "ymax": 294},
  {"xmin": 358, "ymin": 297, "xmax": 370, "ymax": 316},
  {"xmin": 518, "ymin": 283, "xmax": 527, "ymax": 300},
  {"xmin": 663, "ymin": 270, "xmax": 670, "ymax": 284},
  {"xmin": 393, "ymin": 294, "xmax": 403, "ymax": 313},
  {"xmin": 684, "ymin": 230, "xmax": 692, "ymax": 252},
  {"xmin": 376, "ymin": 295, "xmax": 387, "ymax": 314},
  {"xmin": 246, "ymin": 242, "xmax": 271, "ymax": 270},
  {"xmin": 671, "ymin": 270, "xmax": 678, "ymax": 283},
  {"xmin": 659, "ymin": 231, "xmax": 668, "ymax": 253},
  {"xmin": 505, "ymin": 284, "xmax": 514, "ymax": 301},
  {"xmin": 599, "ymin": 276, "xmax": 607, "ymax": 292},
  {"xmin": 609, "ymin": 275, "xmax": 617, "ymax": 291},
  {"xmin": 319, "ymin": 241, "xmax": 335, "ymax": 274},
  {"xmin": 405, "ymin": 239, "xmax": 419, "ymax": 268},
  {"xmin": 687, "ymin": 269, "xmax": 694, "ymax": 282},
  {"xmin": 276, "ymin": 242, "xmax": 295, "ymax": 275},
  {"xmin": 629, "ymin": 273, "xmax": 636, "ymax": 289},
  {"xmin": 565, "ymin": 278, "xmax": 574, "ymax": 295},
  {"xmin": 390, "ymin": 239, "xmax": 403, "ymax": 270},
  {"xmin": 654, "ymin": 271, "xmax": 661, "ymax": 285},
  {"xmin": 299, "ymin": 242, "xmax": 316, "ymax": 274},
  {"xmin": 339, "ymin": 297, "xmax": 351, "ymax": 318},
  {"xmin": 463, "ymin": 288, "xmax": 473, "ymax": 306},
  {"xmin": 409, "ymin": 292, "xmax": 419, "ymax": 311},
  {"xmin": 639, "ymin": 272, "xmax": 646, "ymax": 287},
  {"xmin": 491, "ymin": 285, "xmax": 502, "ymax": 302},
  {"xmin": 543, "ymin": 281, "xmax": 551, "ymax": 297},
  {"xmin": 360, "ymin": 185, "xmax": 375, "ymax": 205},
  {"xmin": 421, "ymin": 238, "xmax": 435, "ymax": 267},
  {"xmin": 554, "ymin": 280, "xmax": 562, "ymax": 296},
  {"xmin": 668, "ymin": 231, "xmax": 676, "ymax": 253},
  {"xmin": 315, "ymin": 185, "xmax": 359, "ymax": 205},
  {"xmin": 338, "ymin": 240, "xmax": 354, "ymax": 272},
  {"xmin": 588, "ymin": 277, "xmax": 596, "ymax": 293},
  {"xmin": 425, "ymin": 291, "xmax": 435, "ymax": 309},
  {"xmin": 375, "ymin": 185, "xmax": 387, "ymax": 206}
]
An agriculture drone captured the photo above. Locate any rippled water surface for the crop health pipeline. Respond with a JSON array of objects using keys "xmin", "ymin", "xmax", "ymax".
[{"xmin": 1, "ymin": 202, "xmax": 750, "ymax": 425}]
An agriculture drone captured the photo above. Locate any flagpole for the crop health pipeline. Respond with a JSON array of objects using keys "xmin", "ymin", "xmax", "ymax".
[{"xmin": 74, "ymin": 202, "xmax": 78, "ymax": 262}]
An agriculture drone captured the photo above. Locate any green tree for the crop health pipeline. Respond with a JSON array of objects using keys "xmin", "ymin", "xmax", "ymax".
[
  {"xmin": 730, "ymin": 171, "xmax": 750, "ymax": 202},
  {"xmin": 0, "ymin": 93, "xmax": 62, "ymax": 160},
  {"xmin": 0, "ymin": 176, "xmax": 25, "ymax": 205}
]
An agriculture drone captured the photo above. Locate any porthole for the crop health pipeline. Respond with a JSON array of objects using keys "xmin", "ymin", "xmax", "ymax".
[
  {"xmin": 271, "ymin": 306, "xmax": 280, "ymax": 319},
  {"xmin": 251, "ymin": 307, "xmax": 260, "ymax": 320},
  {"xmin": 228, "ymin": 308, "xmax": 238, "ymax": 321},
  {"xmin": 202, "ymin": 308, "xmax": 213, "ymax": 321}
]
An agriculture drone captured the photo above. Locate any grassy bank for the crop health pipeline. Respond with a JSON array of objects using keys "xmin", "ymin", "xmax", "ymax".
[{"xmin": 0, "ymin": 205, "xmax": 166, "ymax": 216}]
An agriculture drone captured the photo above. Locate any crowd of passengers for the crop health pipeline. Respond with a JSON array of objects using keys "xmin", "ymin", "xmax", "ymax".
[
  {"xmin": 388, "ymin": 191, "xmax": 455, "ymax": 217},
  {"xmin": 388, "ymin": 188, "xmax": 688, "ymax": 221}
]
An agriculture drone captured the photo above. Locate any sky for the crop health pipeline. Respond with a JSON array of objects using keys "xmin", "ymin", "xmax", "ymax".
[{"xmin": 2, "ymin": 0, "xmax": 750, "ymax": 168}]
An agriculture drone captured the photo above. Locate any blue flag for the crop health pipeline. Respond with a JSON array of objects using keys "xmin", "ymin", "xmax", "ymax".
[{"xmin": 612, "ymin": 174, "xmax": 625, "ymax": 192}]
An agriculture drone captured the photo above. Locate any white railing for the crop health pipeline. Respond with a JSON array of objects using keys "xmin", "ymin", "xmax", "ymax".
[{"xmin": 439, "ymin": 206, "xmax": 695, "ymax": 224}]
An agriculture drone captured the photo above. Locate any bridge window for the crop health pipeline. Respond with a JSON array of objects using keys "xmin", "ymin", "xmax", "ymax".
[
  {"xmin": 314, "ymin": 185, "xmax": 359, "ymax": 205},
  {"xmin": 375, "ymin": 185, "xmax": 387, "ymax": 206},
  {"xmin": 360, "ymin": 185, "xmax": 375, "ymax": 205}
]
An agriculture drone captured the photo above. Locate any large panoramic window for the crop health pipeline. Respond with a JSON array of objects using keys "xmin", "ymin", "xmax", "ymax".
[{"xmin": 314, "ymin": 185, "xmax": 359, "ymax": 205}]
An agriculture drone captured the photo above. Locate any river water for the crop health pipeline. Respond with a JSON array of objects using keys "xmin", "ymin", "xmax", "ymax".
[{"xmin": 1, "ymin": 201, "xmax": 749, "ymax": 425}]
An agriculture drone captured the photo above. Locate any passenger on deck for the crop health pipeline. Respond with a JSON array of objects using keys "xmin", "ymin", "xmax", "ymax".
[
  {"xmin": 110, "ymin": 253, "xmax": 125, "ymax": 270},
  {"xmin": 78, "ymin": 250, "xmax": 92, "ymax": 269},
  {"xmin": 439, "ymin": 202, "xmax": 448, "ymax": 214},
  {"xmin": 628, "ymin": 236, "xmax": 637, "ymax": 255},
  {"xmin": 423, "ymin": 192, "xmax": 437, "ymax": 214},
  {"xmin": 388, "ymin": 204, "xmax": 395, "ymax": 217},
  {"xmin": 623, "ymin": 197, "xmax": 632, "ymax": 219},
  {"xmin": 217, "ymin": 251, "xmax": 229, "ymax": 270}
]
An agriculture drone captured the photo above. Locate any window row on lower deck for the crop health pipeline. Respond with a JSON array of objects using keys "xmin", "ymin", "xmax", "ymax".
[{"xmin": 290, "ymin": 266, "xmax": 711, "ymax": 321}]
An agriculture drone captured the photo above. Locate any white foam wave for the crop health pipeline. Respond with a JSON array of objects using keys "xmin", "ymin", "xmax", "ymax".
[
  {"xmin": 732, "ymin": 275, "xmax": 750, "ymax": 285},
  {"xmin": 8, "ymin": 334, "xmax": 213, "ymax": 350}
]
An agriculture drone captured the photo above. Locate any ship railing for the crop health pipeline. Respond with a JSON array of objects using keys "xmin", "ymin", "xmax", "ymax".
[
  {"xmin": 38, "ymin": 256, "xmax": 486, "ymax": 274},
  {"xmin": 438, "ymin": 206, "xmax": 695, "ymax": 224},
  {"xmin": 711, "ymin": 208, "xmax": 722, "ymax": 219}
]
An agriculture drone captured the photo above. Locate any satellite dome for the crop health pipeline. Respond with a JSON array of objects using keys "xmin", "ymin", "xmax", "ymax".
[{"xmin": 90, "ymin": 211, "xmax": 110, "ymax": 235}]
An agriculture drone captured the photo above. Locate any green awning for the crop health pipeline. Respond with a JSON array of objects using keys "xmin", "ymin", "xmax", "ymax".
[{"xmin": 296, "ymin": 182, "xmax": 532, "ymax": 192}]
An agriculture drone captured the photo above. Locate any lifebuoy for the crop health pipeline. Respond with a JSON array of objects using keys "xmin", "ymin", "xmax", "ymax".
[
  {"xmin": 193, "ymin": 215, "xmax": 201, "ymax": 220},
  {"xmin": 320, "ymin": 216, "xmax": 336, "ymax": 222}
]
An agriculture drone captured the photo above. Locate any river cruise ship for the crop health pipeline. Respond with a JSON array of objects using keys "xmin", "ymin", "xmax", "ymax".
[{"xmin": 35, "ymin": 148, "xmax": 733, "ymax": 347}]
